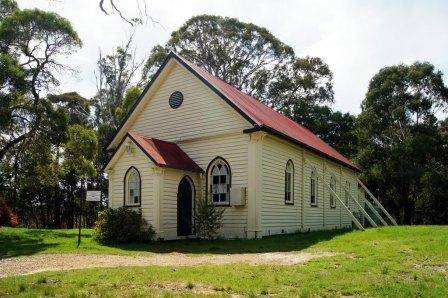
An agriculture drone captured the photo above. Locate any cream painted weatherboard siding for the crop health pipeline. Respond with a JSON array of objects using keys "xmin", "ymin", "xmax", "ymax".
[
  {"xmin": 161, "ymin": 169, "xmax": 200, "ymax": 240},
  {"xmin": 260, "ymin": 135, "xmax": 361, "ymax": 235},
  {"xmin": 107, "ymin": 60, "xmax": 253, "ymax": 239},
  {"xmin": 127, "ymin": 60, "xmax": 252, "ymax": 238},
  {"xmin": 108, "ymin": 138, "xmax": 155, "ymax": 225},
  {"xmin": 261, "ymin": 135, "xmax": 302, "ymax": 235},
  {"xmin": 130, "ymin": 62, "xmax": 252, "ymax": 142},
  {"xmin": 179, "ymin": 133, "xmax": 250, "ymax": 238},
  {"xmin": 105, "ymin": 53, "xmax": 362, "ymax": 240}
]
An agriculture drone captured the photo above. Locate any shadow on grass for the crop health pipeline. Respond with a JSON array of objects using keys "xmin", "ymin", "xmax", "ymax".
[
  {"xmin": 0, "ymin": 234, "xmax": 57, "ymax": 258},
  {"xmin": 0, "ymin": 227, "xmax": 352, "ymax": 258},
  {"xmin": 0, "ymin": 228, "xmax": 94, "ymax": 258},
  {"xmin": 108, "ymin": 229, "xmax": 351, "ymax": 255}
]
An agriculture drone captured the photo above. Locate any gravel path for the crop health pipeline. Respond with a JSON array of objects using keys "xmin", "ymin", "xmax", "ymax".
[{"xmin": 0, "ymin": 251, "xmax": 334, "ymax": 278}]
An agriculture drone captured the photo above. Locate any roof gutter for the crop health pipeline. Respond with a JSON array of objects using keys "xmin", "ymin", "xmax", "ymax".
[{"xmin": 243, "ymin": 125, "xmax": 362, "ymax": 173}]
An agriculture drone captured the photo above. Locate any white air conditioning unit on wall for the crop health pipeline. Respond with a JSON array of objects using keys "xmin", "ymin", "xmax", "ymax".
[{"xmin": 230, "ymin": 186, "xmax": 246, "ymax": 206}]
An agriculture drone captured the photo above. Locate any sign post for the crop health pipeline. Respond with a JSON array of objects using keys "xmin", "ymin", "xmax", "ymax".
[
  {"xmin": 86, "ymin": 191, "xmax": 102, "ymax": 202},
  {"xmin": 77, "ymin": 195, "xmax": 83, "ymax": 248},
  {"xmin": 77, "ymin": 190, "xmax": 101, "ymax": 247}
]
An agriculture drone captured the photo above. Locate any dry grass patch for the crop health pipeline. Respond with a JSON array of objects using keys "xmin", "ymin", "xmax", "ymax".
[{"xmin": 0, "ymin": 251, "xmax": 336, "ymax": 277}]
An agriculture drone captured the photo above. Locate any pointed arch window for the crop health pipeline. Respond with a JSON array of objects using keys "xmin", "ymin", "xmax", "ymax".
[
  {"xmin": 310, "ymin": 169, "xmax": 318, "ymax": 206},
  {"xmin": 207, "ymin": 157, "xmax": 231, "ymax": 205},
  {"xmin": 284, "ymin": 160, "xmax": 294, "ymax": 204},
  {"xmin": 125, "ymin": 167, "xmax": 141, "ymax": 206},
  {"xmin": 329, "ymin": 175, "xmax": 336, "ymax": 208}
]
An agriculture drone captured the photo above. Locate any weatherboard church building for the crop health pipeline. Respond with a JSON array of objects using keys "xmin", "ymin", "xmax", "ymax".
[{"xmin": 105, "ymin": 52, "xmax": 369, "ymax": 240}]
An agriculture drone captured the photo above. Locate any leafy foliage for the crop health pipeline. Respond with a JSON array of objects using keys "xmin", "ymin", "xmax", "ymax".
[
  {"xmin": 47, "ymin": 92, "xmax": 91, "ymax": 126},
  {"xmin": 0, "ymin": 1, "xmax": 102, "ymax": 229},
  {"xmin": 0, "ymin": 202, "xmax": 16, "ymax": 227},
  {"xmin": 293, "ymin": 103, "xmax": 358, "ymax": 157},
  {"xmin": 194, "ymin": 198, "xmax": 224, "ymax": 239},
  {"xmin": 94, "ymin": 207, "xmax": 155, "ymax": 244},
  {"xmin": 114, "ymin": 85, "xmax": 141, "ymax": 123},
  {"xmin": 0, "ymin": 197, "xmax": 18, "ymax": 226},
  {"xmin": 141, "ymin": 15, "xmax": 346, "ymax": 153},
  {"xmin": 356, "ymin": 62, "xmax": 448, "ymax": 224},
  {"xmin": 0, "ymin": 3, "xmax": 82, "ymax": 160},
  {"xmin": 63, "ymin": 125, "xmax": 98, "ymax": 179},
  {"xmin": 0, "ymin": 0, "xmax": 18, "ymax": 21},
  {"xmin": 93, "ymin": 36, "xmax": 144, "ymax": 129},
  {"xmin": 1, "ymin": 5, "xmax": 447, "ymax": 231},
  {"xmin": 269, "ymin": 56, "xmax": 334, "ymax": 111},
  {"xmin": 142, "ymin": 15, "xmax": 294, "ymax": 102}
]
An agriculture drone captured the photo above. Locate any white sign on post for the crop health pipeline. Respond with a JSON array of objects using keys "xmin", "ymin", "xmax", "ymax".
[{"xmin": 86, "ymin": 190, "xmax": 101, "ymax": 202}]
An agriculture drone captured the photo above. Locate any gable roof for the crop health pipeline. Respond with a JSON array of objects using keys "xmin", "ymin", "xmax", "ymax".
[
  {"xmin": 107, "ymin": 132, "xmax": 203, "ymax": 172},
  {"xmin": 174, "ymin": 54, "xmax": 360, "ymax": 172},
  {"xmin": 107, "ymin": 52, "xmax": 360, "ymax": 172}
]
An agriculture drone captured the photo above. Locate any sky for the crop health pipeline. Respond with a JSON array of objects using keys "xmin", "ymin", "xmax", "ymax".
[{"xmin": 16, "ymin": 0, "xmax": 448, "ymax": 115}]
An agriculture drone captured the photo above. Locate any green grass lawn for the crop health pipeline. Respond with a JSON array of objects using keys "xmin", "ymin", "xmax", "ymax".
[
  {"xmin": 0, "ymin": 226, "xmax": 351, "ymax": 257},
  {"xmin": 1, "ymin": 226, "xmax": 447, "ymax": 297}
]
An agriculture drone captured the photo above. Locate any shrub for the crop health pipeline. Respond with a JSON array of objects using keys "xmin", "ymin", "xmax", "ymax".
[
  {"xmin": 93, "ymin": 207, "xmax": 155, "ymax": 244},
  {"xmin": 194, "ymin": 197, "xmax": 224, "ymax": 239},
  {"xmin": 0, "ymin": 198, "xmax": 19, "ymax": 227}
]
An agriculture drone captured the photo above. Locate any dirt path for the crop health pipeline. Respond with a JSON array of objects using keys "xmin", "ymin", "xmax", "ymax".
[{"xmin": 0, "ymin": 251, "xmax": 334, "ymax": 278}]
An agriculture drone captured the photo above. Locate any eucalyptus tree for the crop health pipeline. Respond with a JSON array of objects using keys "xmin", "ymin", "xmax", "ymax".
[
  {"xmin": 62, "ymin": 124, "xmax": 98, "ymax": 228},
  {"xmin": 93, "ymin": 36, "xmax": 144, "ymax": 129},
  {"xmin": 92, "ymin": 37, "xmax": 144, "ymax": 209},
  {"xmin": 268, "ymin": 56, "xmax": 334, "ymax": 112},
  {"xmin": 291, "ymin": 103, "xmax": 357, "ymax": 158},
  {"xmin": 141, "ymin": 15, "xmax": 339, "ymax": 150},
  {"xmin": 141, "ymin": 15, "xmax": 295, "ymax": 102},
  {"xmin": 0, "ymin": 4, "xmax": 82, "ymax": 161},
  {"xmin": 0, "ymin": 0, "xmax": 88, "ymax": 227},
  {"xmin": 356, "ymin": 62, "xmax": 448, "ymax": 224}
]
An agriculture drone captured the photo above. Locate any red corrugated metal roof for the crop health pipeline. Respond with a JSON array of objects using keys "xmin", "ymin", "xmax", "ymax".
[
  {"xmin": 128, "ymin": 132, "xmax": 203, "ymax": 172},
  {"xmin": 174, "ymin": 53, "xmax": 359, "ymax": 171}
]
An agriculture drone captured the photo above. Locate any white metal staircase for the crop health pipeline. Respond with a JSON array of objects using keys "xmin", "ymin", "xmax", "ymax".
[
  {"xmin": 357, "ymin": 179, "xmax": 398, "ymax": 226},
  {"xmin": 303, "ymin": 157, "xmax": 397, "ymax": 230},
  {"xmin": 317, "ymin": 170, "xmax": 397, "ymax": 230}
]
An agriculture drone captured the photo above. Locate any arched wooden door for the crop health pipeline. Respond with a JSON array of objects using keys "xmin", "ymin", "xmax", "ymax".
[{"xmin": 177, "ymin": 176, "xmax": 194, "ymax": 236}]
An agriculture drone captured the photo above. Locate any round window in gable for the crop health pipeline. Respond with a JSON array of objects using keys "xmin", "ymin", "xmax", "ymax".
[{"xmin": 169, "ymin": 91, "xmax": 183, "ymax": 109}]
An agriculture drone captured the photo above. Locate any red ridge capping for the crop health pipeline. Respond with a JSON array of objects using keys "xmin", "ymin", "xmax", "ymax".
[
  {"xmin": 173, "ymin": 53, "xmax": 360, "ymax": 172},
  {"xmin": 128, "ymin": 132, "xmax": 203, "ymax": 173}
]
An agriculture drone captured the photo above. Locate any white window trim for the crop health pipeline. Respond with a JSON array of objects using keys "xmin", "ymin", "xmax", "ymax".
[
  {"xmin": 125, "ymin": 167, "xmax": 140, "ymax": 207},
  {"xmin": 208, "ymin": 158, "xmax": 231, "ymax": 206},
  {"xmin": 330, "ymin": 175, "xmax": 336, "ymax": 208},
  {"xmin": 345, "ymin": 181, "xmax": 351, "ymax": 209},
  {"xmin": 310, "ymin": 170, "xmax": 318, "ymax": 207},
  {"xmin": 285, "ymin": 160, "xmax": 294, "ymax": 204}
]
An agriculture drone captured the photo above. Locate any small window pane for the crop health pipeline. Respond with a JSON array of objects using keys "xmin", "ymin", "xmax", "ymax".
[
  {"xmin": 284, "ymin": 161, "xmax": 294, "ymax": 204},
  {"xmin": 219, "ymin": 193, "xmax": 227, "ymax": 202},
  {"xmin": 208, "ymin": 158, "xmax": 231, "ymax": 205},
  {"xmin": 126, "ymin": 168, "xmax": 140, "ymax": 206},
  {"xmin": 220, "ymin": 175, "xmax": 227, "ymax": 183},
  {"xmin": 311, "ymin": 173, "xmax": 317, "ymax": 205}
]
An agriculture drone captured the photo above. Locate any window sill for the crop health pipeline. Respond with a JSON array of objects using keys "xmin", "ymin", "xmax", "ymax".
[
  {"xmin": 285, "ymin": 201, "xmax": 294, "ymax": 205},
  {"xmin": 211, "ymin": 202, "xmax": 231, "ymax": 207},
  {"xmin": 124, "ymin": 204, "xmax": 141, "ymax": 207},
  {"xmin": 310, "ymin": 204, "xmax": 318, "ymax": 207}
]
